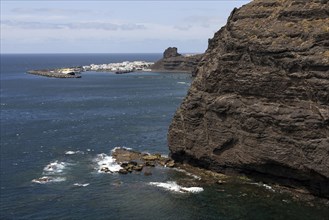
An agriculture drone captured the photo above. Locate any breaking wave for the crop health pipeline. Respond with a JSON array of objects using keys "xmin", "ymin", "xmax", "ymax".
[
  {"xmin": 32, "ymin": 176, "xmax": 66, "ymax": 184},
  {"xmin": 73, "ymin": 183, "xmax": 90, "ymax": 187},
  {"xmin": 65, "ymin": 150, "xmax": 84, "ymax": 155},
  {"xmin": 149, "ymin": 181, "xmax": 203, "ymax": 193},
  {"xmin": 43, "ymin": 161, "xmax": 69, "ymax": 174},
  {"xmin": 173, "ymin": 168, "xmax": 201, "ymax": 180},
  {"xmin": 94, "ymin": 153, "xmax": 122, "ymax": 173},
  {"xmin": 32, "ymin": 160, "xmax": 71, "ymax": 184}
]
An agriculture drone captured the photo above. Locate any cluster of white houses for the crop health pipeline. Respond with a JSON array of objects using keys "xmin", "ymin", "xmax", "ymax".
[
  {"xmin": 27, "ymin": 61, "xmax": 155, "ymax": 78},
  {"xmin": 83, "ymin": 61, "xmax": 154, "ymax": 73}
]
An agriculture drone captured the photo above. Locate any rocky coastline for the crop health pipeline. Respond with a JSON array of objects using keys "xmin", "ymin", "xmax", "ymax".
[
  {"xmin": 27, "ymin": 48, "xmax": 201, "ymax": 78},
  {"xmin": 100, "ymin": 148, "xmax": 329, "ymax": 204},
  {"xmin": 168, "ymin": 0, "xmax": 329, "ymax": 199}
]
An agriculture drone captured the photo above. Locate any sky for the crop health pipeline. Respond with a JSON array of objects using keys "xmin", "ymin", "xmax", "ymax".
[{"xmin": 1, "ymin": 1, "xmax": 250, "ymax": 53}]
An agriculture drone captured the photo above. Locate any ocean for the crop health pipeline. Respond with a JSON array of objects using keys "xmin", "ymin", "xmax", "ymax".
[{"xmin": 1, "ymin": 54, "xmax": 328, "ymax": 219}]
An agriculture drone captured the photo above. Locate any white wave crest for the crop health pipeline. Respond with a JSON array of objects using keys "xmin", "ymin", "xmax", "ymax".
[
  {"xmin": 249, "ymin": 182, "xmax": 275, "ymax": 192},
  {"xmin": 32, "ymin": 176, "xmax": 66, "ymax": 184},
  {"xmin": 173, "ymin": 168, "xmax": 202, "ymax": 180},
  {"xmin": 43, "ymin": 161, "xmax": 68, "ymax": 174},
  {"xmin": 33, "ymin": 160, "xmax": 70, "ymax": 184},
  {"xmin": 111, "ymin": 146, "xmax": 132, "ymax": 153},
  {"xmin": 73, "ymin": 183, "xmax": 90, "ymax": 187},
  {"xmin": 65, "ymin": 150, "xmax": 84, "ymax": 155},
  {"xmin": 177, "ymin": 82, "xmax": 190, "ymax": 85},
  {"xmin": 149, "ymin": 181, "xmax": 203, "ymax": 193},
  {"xmin": 94, "ymin": 153, "xmax": 122, "ymax": 173}
]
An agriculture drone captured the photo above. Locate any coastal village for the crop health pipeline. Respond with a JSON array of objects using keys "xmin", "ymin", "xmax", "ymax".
[
  {"xmin": 27, "ymin": 61, "xmax": 154, "ymax": 78},
  {"xmin": 83, "ymin": 61, "xmax": 154, "ymax": 73}
]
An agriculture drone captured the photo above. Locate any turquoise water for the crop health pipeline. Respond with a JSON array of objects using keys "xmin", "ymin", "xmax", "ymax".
[{"xmin": 1, "ymin": 54, "xmax": 328, "ymax": 219}]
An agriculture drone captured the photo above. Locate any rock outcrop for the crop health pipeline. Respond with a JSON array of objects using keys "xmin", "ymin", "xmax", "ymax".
[
  {"xmin": 168, "ymin": 0, "xmax": 329, "ymax": 198},
  {"xmin": 151, "ymin": 47, "xmax": 203, "ymax": 73},
  {"xmin": 163, "ymin": 47, "xmax": 181, "ymax": 59}
]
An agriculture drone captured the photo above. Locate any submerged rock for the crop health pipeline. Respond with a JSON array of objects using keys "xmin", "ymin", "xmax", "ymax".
[
  {"xmin": 142, "ymin": 155, "xmax": 159, "ymax": 161},
  {"xmin": 118, "ymin": 169, "xmax": 129, "ymax": 174},
  {"xmin": 168, "ymin": 0, "xmax": 329, "ymax": 198}
]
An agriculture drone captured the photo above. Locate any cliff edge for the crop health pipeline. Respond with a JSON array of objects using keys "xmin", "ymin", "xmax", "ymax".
[{"xmin": 168, "ymin": 0, "xmax": 329, "ymax": 198}]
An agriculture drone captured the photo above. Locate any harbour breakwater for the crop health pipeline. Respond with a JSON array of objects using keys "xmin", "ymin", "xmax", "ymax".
[{"xmin": 27, "ymin": 69, "xmax": 82, "ymax": 78}]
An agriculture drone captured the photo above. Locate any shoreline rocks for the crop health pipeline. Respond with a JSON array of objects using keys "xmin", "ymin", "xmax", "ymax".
[
  {"xmin": 110, "ymin": 148, "xmax": 329, "ymax": 204},
  {"xmin": 168, "ymin": 0, "xmax": 329, "ymax": 199},
  {"xmin": 110, "ymin": 148, "xmax": 176, "ymax": 175}
]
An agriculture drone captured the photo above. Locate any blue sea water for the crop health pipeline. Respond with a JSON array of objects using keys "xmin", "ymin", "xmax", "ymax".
[{"xmin": 1, "ymin": 54, "xmax": 328, "ymax": 220}]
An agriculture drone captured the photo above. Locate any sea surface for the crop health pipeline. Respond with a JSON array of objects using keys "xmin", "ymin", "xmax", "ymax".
[{"xmin": 1, "ymin": 54, "xmax": 328, "ymax": 220}]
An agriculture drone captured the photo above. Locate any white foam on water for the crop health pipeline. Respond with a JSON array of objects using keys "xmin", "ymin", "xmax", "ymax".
[
  {"xmin": 65, "ymin": 151, "xmax": 76, "ymax": 155},
  {"xmin": 94, "ymin": 153, "xmax": 122, "ymax": 173},
  {"xmin": 111, "ymin": 146, "xmax": 132, "ymax": 153},
  {"xmin": 73, "ymin": 183, "xmax": 90, "ymax": 187},
  {"xmin": 65, "ymin": 150, "xmax": 84, "ymax": 155},
  {"xmin": 43, "ymin": 161, "xmax": 69, "ymax": 174},
  {"xmin": 249, "ymin": 182, "xmax": 275, "ymax": 192},
  {"xmin": 33, "ymin": 160, "xmax": 71, "ymax": 184},
  {"xmin": 49, "ymin": 177, "xmax": 66, "ymax": 183},
  {"xmin": 149, "ymin": 181, "xmax": 204, "ymax": 193},
  {"xmin": 32, "ymin": 176, "xmax": 66, "ymax": 184},
  {"xmin": 173, "ymin": 168, "xmax": 202, "ymax": 180},
  {"xmin": 177, "ymin": 82, "xmax": 190, "ymax": 85},
  {"xmin": 262, "ymin": 183, "xmax": 275, "ymax": 192}
]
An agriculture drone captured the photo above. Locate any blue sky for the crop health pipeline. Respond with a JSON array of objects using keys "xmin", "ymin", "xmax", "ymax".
[{"xmin": 1, "ymin": 1, "xmax": 250, "ymax": 53}]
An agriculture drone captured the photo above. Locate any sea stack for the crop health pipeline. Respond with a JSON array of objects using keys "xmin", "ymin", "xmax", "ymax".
[
  {"xmin": 151, "ymin": 47, "xmax": 203, "ymax": 73},
  {"xmin": 168, "ymin": 0, "xmax": 329, "ymax": 198}
]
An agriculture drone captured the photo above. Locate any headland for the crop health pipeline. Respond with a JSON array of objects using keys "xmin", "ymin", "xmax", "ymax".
[{"xmin": 168, "ymin": 0, "xmax": 329, "ymax": 199}]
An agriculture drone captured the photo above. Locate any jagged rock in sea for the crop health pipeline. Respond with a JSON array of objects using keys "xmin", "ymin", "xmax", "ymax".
[
  {"xmin": 151, "ymin": 47, "xmax": 203, "ymax": 73},
  {"xmin": 163, "ymin": 47, "xmax": 181, "ymax": 59},
  {"xmin": 168, "ymin": 0, "xmax": 329, "ymax": 198}
]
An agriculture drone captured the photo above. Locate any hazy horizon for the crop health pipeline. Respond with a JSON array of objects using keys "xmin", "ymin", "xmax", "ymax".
[{"xmin": 1, "ymin": 1, "xmax": 250, "ymax": 54}]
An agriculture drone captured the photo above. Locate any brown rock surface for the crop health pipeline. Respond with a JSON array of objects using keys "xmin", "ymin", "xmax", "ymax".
[
  {"xmin": 168, "ymin": 0, "xmax": 329, "ymax": 198},
  {"xmin": 111, "ymin": 148, "xmax": 176, "ymax": 173}
]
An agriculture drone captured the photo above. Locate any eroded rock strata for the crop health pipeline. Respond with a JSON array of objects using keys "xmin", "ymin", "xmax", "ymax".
[
  {"xmin": 151, "ymin": 47, "xmax": 203, "ymax": 73},
  {"xmin": 168, "ymin": 0, "xmax": 329, "ymax": 198}
]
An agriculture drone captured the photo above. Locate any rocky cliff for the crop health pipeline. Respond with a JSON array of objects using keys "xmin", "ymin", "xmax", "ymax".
[
  {"xmin": 168, "ymin": 0, "xmax": 329, "ymax": 198},
  {"xmin": 151, "ymin": 47, "xmax": 203, "ymax": 73}
]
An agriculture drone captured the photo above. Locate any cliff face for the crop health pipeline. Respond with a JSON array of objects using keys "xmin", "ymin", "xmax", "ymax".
[
  {"xmin": 168, "ymin": 0, "xmax": 329, "ymax": 198},
  {"xmin": 151, "ymin": 47, "xmax": 202, "ymax": 73}
]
